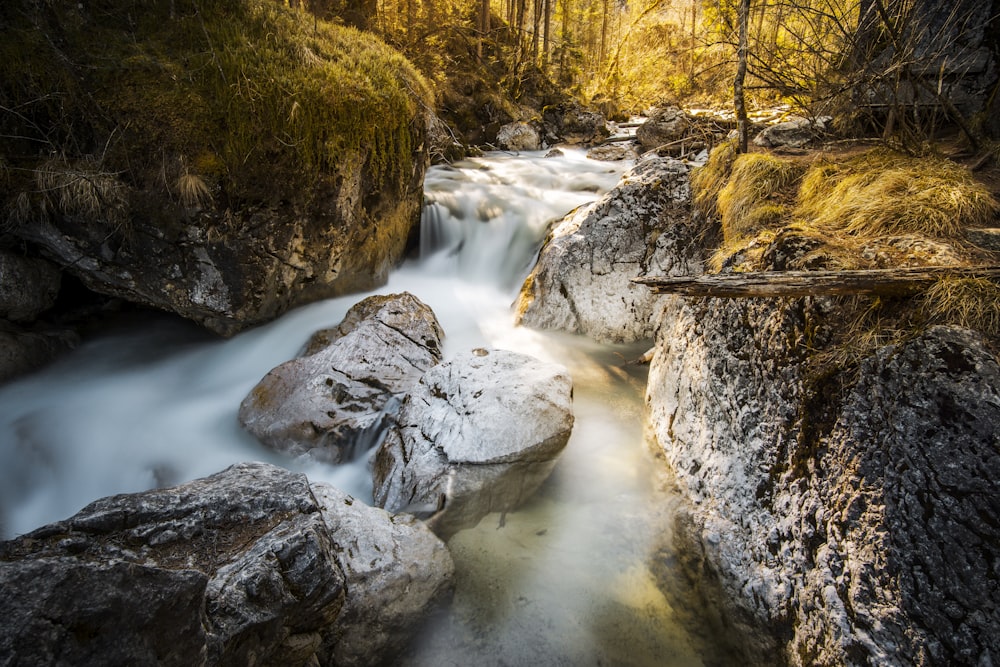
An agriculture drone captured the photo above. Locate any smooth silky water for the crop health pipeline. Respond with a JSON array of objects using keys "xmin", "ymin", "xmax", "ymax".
[{"xmin": 0, "ymin": 148, "xmax": 716, "ymax": 665}]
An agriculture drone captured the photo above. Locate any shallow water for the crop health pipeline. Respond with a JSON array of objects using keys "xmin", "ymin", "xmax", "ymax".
[{"xmin": 0, "ymin": 148, "xmax": 716, "ymax": 665}]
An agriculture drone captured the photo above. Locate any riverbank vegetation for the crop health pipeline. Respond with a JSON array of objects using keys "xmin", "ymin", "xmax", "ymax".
[{"xmin": 1, "ymin": 0, "xmax": 431, "ymax": 224}]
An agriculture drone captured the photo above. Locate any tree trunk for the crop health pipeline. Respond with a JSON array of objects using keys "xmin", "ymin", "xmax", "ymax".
[
  {"xmin": 634, "ymin": 266, "xmax": 1000, "ymax": 298},
  {"xmin": 735, "ymin": 0, "xmax": 750, "ymax": 153}
]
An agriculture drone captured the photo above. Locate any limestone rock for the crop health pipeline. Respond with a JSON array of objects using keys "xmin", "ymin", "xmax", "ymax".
[
  {"xmin": 312, "ymin": 484, "xmax": 454, "ymax": 666},
  {"xmin": 0, "ymin": 462, "xmax": 453, "ymax": 666},
  {"xmin": 0, "ymin": 323, "xmax": 77, "ymax": 384},
  {"xmin": 373, "ymin": 348, "xmax": 574, "ymax": 539},
  {"xmin": 239, "ymin": 293, "xmax": 444, "ymax": 463},
  {"xmin": 587, "ymin": 144, "xmax": 636, "ymax": 161},
  {"xmin": 635, "ymin": 106, "xmax": 690, "ymax": 150},
  {"xmin": 0, "ymin": 250, "xmax": 61, "ymax": 322},
  {"xmin": 1, "ymin": 0, "xmax": 430, "ymax": 337},
  {"xmin": 753, "ymin": 116, "xmax": 831, "ymax": 149},
  {"xmin": 515, "ymin": 155, "xmax": 700, "ymax": 343},
  {"xmin": 496, "ymin": 122, "xmax": 542, "ymax": 152},
  {"xmin": 647, "ymin": 283, "xmax": 1000, "ymax": 666},
  {"xmin": 542, "ymin": 103, "xmax": 611, "ymax": 146}
]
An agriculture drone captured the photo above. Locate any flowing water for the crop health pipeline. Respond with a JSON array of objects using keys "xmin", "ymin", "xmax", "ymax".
[{"xmin": 0, "ymin": 148, "xmax": 716, "ymax": 665}]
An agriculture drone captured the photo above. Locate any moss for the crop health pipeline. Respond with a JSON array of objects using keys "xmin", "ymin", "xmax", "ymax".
[{"xmin": 1, "ymin": 0, "xmax": 432, "ymax": 216}]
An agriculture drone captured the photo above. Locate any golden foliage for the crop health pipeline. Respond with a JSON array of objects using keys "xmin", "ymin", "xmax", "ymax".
[
  {"xmin": 176, "ymin": 172, "xmax": 212, "ymax": 209},
  {"xmin": 921, "ymin": 278, "xmax": 1000, "ymax": 338},
  {"xmin": 795, "ymin": 151, "xmax": 998, "ymax": 239},
  {"xmin": 691, "ymin": 139, "xmax": 738, "ymax": 219},
  {"xmin": 34, "ymin": 158, "xmax": 129, "ymax": 228},
  {"xmin": 716, "ymin": 152, "xmax": 802, "ymax": 243}
]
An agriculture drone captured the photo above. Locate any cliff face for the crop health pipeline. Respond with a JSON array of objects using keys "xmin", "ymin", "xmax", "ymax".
[
  {"xmin": 0, "ymin": 0, "xmax": 431, "ymax": 336},
  {"xmin": 647, "ymin": 293, "xmax": 1000, "ymax": 665}
]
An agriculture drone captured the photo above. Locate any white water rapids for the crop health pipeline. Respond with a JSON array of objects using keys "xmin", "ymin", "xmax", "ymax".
[{"xmin": 0, "ymin": 148, "xmax": 718, "ymax": 665}]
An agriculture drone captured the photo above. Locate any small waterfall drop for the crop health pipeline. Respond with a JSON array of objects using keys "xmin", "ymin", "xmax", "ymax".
[{"xmin": 0, "ymin": 148, "xmax": 722, "ymax": 666}]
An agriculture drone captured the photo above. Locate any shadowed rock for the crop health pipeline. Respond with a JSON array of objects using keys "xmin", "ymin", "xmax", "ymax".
[{"xmin": 0, "ymin": 462, "xmax": 453, "ymax": 666}]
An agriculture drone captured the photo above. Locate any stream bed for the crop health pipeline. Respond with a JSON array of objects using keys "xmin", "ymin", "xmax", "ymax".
[{"xmin": 0, "ymin": 148, "xmax": 722, "ymax": 665}]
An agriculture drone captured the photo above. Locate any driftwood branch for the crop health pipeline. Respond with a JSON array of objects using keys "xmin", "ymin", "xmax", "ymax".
[{"xmin": 633, "ymin": 266, "xmax": 1000, "ymax": 298}]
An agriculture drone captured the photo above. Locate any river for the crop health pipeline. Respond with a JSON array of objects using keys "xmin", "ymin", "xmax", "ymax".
[{"xmin": 0, "ymin": 148, "xmax": 719, "ymax": 665}]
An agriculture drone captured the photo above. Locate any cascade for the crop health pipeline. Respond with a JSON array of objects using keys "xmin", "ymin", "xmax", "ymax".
[{"xmin": 0, "ymin": 148, "xmax": 719, "ymax": 665}]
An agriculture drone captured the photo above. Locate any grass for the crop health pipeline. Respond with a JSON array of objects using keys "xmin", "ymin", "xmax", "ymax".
[
  {"xmin": 692, "ymin": 144, "xmax": 1000, "ymax": 350},
  {"xmin": 795, "ymin": 150, "xmax": 998, "ymax": 239},
  {"xmin": 716, "ymin": 153, "xmax": 803, "ymax": 243},
  {"xmin": 1, "ymin": 0, "xmax": 432, "ymax": 223}
]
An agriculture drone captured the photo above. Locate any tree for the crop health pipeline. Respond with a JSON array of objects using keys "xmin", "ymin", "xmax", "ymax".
[{"xmin": 735, "ymin": 0, "xmax": 750, "ymax": 152}]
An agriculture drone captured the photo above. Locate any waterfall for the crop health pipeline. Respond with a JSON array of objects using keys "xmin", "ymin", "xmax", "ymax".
[{"xmin": 0, "ymin": 148, "xmax": 720, "ymax": 666}]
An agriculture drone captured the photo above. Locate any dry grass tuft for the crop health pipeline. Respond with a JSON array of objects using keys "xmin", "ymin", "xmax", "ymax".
[
  {"xmin": 795, "ymin": 151, "xmax": 998, "ymax": 239},
  {"xmin": 716, "ymin": 153, "xmax": 802, "ymax": 243},
  {"xmin": 176, "ymin": 171, "xmax": 212, "ymax": 209},
  {"xmin": 921, "ymin": 277, "xmax": 1000, "ymax": 337},
  {"xmin": 35, "ymin": 158, "xmax": 129, "ymax": 227},
  {"xmin": 691, "ymin": 139, "xmax": 738, "ymax": 218}
]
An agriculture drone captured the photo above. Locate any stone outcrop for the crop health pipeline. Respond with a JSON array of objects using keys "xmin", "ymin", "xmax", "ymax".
[
  {"xmin": 636, "ymin": 106, "xmax": 691, "ymax": 151},
  {"xmin": 753, "ymin": 116, "xmax": 831, "ymax": 149},
  {"xmin": 496, "ymin": 122, "xmax": 543, "ymax": 151},
  {"xmin": 373, "ymin": 348, "xmax": 574, "ymax": 539},
  {"xmin": 0, "ymin": 462, "xmax": 453, "ymax": 666},
  {"xmin": 0, "ymin": 249, "xmax": 76, "ymax": 382},
  {"xmin": 0, "ymin": 250, "xmax": 61, "ymax": 322},
  {"xmin": 541, "ymin": 102, "xmax": 611, "ymax": 146},
  {"xmin": 647, "ymin": 286, "xmax": 1000, "ymax": 665},
  {"xmin": 1, "ymin": 0, "xmax": 431, "ymax": 337},
  {"xmin": 239, "ymin": 293, "xmax": 444, "ymax": 464},
  {"xmin": 515, "ymin": 155, "xmax": 701, "ymax": 343}
]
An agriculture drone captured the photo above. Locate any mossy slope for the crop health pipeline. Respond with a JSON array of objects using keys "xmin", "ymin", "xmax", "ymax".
[{"xmin": 1, "ymin": 0, "xmax": 433, "ymax": 335}]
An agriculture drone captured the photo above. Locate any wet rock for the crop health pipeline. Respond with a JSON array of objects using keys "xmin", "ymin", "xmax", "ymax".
[
  {"xmin": 373, "ymin": 348, "xmax": 574, "ymax": 540},
  {"xmin": 0, "ymin": 462, "xmax": 453, "ymax": 666},
  {"xmin": 515, "ymin": 155, "xmax": 701, "ymax": 343},
  {"xmin": 647, "ymin": 282, "xmax": 1000, "ymax": 666},
  {"xmin": 311, "ymin": 483, "xmax": 454, "ymax": 667},
  {"xmin": 635, "ymin": 106, "xmax": 690, "ymax": 150},
  {"xmin": 0, "ymin": 323, "xmax": 78, "ymax": 383},
  {"xmin": 542, "ymin": 102, "xmax": 611, "ymax": 146},
  {"xmin": 753, "ymin": 116, "xmax": 831, "ymax": 149},
  {"xmin": 239, "ymin": 293, "xmax": 444, "ymax": 463},
  {"xmin": 587, "ymin": 143, "xmax": 636, "ymax": 161},
  {"xmin": 496, "ymin": 122, "xmax": 542, "ymax": 151},
  {"xmin": 0, "ymin": 250, "xmax": 61, "ymax": 322}
]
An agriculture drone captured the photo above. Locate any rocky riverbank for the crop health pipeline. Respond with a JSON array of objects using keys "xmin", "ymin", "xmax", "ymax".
[{"xmin": 516, "ymin": 129, "xmax": 1000, "ymax": 665}]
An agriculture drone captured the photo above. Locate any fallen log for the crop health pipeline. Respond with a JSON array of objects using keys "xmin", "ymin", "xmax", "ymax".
[{"xmin": 633, "ymin": 266, "xmax": 1000, "ymax": 298}]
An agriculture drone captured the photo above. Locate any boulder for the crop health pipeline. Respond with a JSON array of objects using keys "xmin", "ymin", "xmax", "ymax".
[
  {"xmin": 647, "ymin": 285, "xmax": 1000, "ymax": 665},
  {"xmin": 1, "ymin": 0, "xmax": 431, "ymax": 337},
  {"xmin": 0, "ymin": 462, "xmax": 453, "ymax": 666},
  {"xmin": 239, "ymin": 293, "xmax": 444, "ymax": 464},
  {"xmin": 515, "ymin": 155, "xmax": 701, "ymax": 343},
  {"xmin": 496, "ymin": 122, "xmax": 542, "ymax": 152},
  {"xmin": 373, "ymin": 348, "xmax": 574, "ymax": 540},
  {"xmin": 0, "ymin": 323, "xmax": 78, "ymax": 384},
  {"xmin": 587, "ymin": 144, "xmax": 636, "ymax": 161},
  {"xmin": 753, "ymin": 116, "xmax": 831, "ymax": 149},
  {"xmin": 635, "ymin": 106, "xmax": 690, "ymax": 150},
  {"xmin": 310, "ymin": 483, "xmax": 455, "ymax": 667},
  {"xmin": 0, "ymin": 250, "xmax": 61, "ymax": 322},
  {"xmin": 542, "ymin": 102, "xmax": 611, "ymax": 145}
]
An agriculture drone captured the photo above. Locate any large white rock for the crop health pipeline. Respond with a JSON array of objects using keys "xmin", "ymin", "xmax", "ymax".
[
  {"xmin": 373, "ymin": 348, "xmax": 573, "ymax": 539},
  {"xmin": 496, "ymin": 122, "xmax": 542, "ymax": 152},
  {"xmin": 239, "ymin": 293, "xmax": 444, "ymax": 463},
  {"xmin": 515, "ymin": 155, "xmax": 701, "ymax": 343}
]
